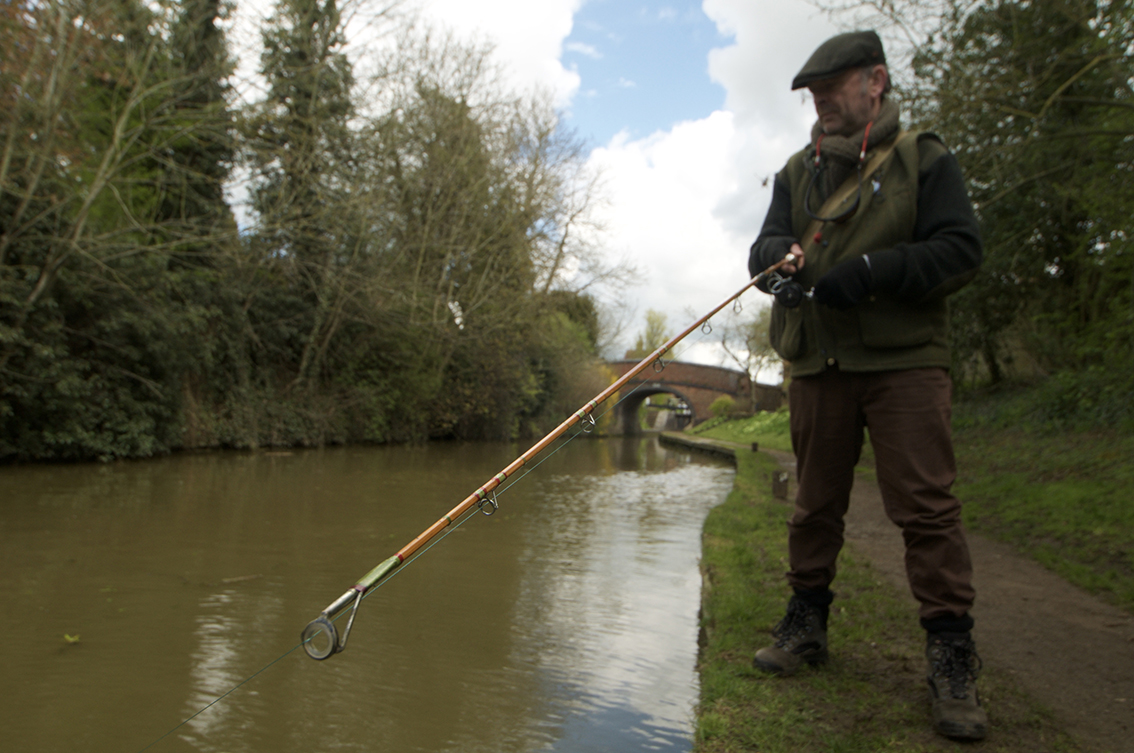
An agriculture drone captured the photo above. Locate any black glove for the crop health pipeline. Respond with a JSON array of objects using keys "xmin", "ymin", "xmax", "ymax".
[{"xmin": 814, "ymin": 256, "xmax": 872, "ymax": 310}]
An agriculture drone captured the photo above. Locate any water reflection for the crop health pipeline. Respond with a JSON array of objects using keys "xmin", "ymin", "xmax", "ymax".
[
  {"xmin": 0, "ymin": 436, "xmax": 732, "ymax": 752},
  {"xmin": 516, "ymin": 458, "xmax": 730, "ymax": 752}
]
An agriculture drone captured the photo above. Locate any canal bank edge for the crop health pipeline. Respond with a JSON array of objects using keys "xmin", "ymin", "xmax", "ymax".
[
  {"xmin": 658, "ymin": 431, "xmax": 746, "ymax": 461},
  {"xmin": 680, "ymin": 431, "xmax": 1133, "ymax": 753}
]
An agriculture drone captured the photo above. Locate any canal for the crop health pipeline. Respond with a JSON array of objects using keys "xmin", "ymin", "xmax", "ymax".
[{"xmin": 0, "ymin": 435, "xmax": 734, "ymax": 752}]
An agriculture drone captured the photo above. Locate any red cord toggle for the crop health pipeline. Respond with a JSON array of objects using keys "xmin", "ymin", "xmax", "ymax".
[{"xmin": 859, "ymin": 121, "xmax": 873, "ymax": 162}]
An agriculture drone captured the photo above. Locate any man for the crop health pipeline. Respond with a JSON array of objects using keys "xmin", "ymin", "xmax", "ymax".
[{"xmin": 747, "ymin": 30, "xmax": 987, "ymax": 740}]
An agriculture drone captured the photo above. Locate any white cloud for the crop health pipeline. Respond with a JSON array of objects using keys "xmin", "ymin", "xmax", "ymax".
[
  {"xmin": 417, "ymin": 0, "xmax": 583, "ymax": 105},
  {"xmin": 565, "ymin": 40, "xmax": 602, "ymax": 59},
  {"xmin": 703, "ymin": 0, "xmax": 840, "ymax": 237},
  {"xmin": 588, "ymin": 112, "xmax": 750, "ymax": 360}
]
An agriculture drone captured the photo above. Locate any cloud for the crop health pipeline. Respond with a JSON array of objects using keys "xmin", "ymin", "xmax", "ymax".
[
  {"xmin": 587, "ymin": 112, "xmax": 751, "ymax": 357},
  {"xmin": 565, "ymin": 40, "xmax": 603, "ymax": 59},
  {"xmin": 702, "ymin": 0, "xmax": 840, "ymax": 236},
  {"xmin": 418, "ymin": 0, "xmax": 583, "ymax": 105}
]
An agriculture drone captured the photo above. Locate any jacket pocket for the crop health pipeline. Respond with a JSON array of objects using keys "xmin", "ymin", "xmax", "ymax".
[
  {"xmin": 857, "ymin": 298, "xmax": 945, "ymax": 349},
  {"xmin": 770, "ymin": 301, "xmax": 806, "ymax": 361}
]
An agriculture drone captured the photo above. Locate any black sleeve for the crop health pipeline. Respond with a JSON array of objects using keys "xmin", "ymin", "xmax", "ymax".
[
  {"xmin": 748, "ymin": 170, "xmax": 797, "ymax": 288},
  {"xmin": 867, "ymin": 143, "xmax": 983, "ymax": 301}
]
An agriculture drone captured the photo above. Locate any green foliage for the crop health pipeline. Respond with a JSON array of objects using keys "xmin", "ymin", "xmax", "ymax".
[
  {"xmin": 908, "ymin": 0, "xmax": 1134, "ymax": 383},
  {"xmin": 1, "ymin": 2, "xmax": 618, "ymax": 460},
  {"xmin": 624, "ymin": 309, "xmax": 671, "ymax": 359},
  {"xmin": 709, "ymin": 395, "xmax": 736, "ymax": 418},
  {"xmin": 0, "ymin": 0, "xmax": 238, "ymax": 460}
]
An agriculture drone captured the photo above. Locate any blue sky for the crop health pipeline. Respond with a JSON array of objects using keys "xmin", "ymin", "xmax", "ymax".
[{"xmin": 561, "ymin": 1, "xmax": 728, "ymax": 145}]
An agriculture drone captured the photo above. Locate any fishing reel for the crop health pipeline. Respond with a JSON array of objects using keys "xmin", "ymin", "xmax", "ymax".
[{"xmin": 767, "ymin": 271, "xmax": 805, "ymax": 308}]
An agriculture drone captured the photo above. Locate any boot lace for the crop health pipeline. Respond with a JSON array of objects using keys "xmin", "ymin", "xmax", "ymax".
[
  {"xmin": 772, "ymin": 598, "xmax": 819, "ymax": 647},
  {"xmin": 929, "ymin": 635, "xmax": 982, "ymax": 699}
]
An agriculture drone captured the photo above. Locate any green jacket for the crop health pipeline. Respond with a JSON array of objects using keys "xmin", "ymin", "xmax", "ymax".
[{"xmin": 751, "ymin": 131, "xmax": 982, "ymax": 378}]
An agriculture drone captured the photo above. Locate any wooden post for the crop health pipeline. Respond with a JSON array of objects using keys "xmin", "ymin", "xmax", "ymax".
[{"xmin": 772, "ymin": 470, "xmax": 790, "ymax": 500}]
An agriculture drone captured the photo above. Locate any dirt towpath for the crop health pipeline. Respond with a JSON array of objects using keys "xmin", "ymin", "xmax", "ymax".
[{"xmin": 766, "ymin": 449, "xmax": 1134, "ymax": 753}]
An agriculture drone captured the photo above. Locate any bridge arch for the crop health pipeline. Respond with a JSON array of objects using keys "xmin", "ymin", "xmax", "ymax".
[{"xmin": 605, "ymin": 360, "xmax": 783, "ymax": 435}]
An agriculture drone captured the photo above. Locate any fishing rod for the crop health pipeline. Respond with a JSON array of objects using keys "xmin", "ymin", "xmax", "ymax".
[{"xmin": 299, "ymin": 253, "xmax": 800, "ymax": 660}]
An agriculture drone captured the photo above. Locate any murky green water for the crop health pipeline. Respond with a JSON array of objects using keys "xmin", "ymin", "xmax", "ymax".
[{"xmin": 0, "ymin": 436, "xmax": 734, "ymax": 753}]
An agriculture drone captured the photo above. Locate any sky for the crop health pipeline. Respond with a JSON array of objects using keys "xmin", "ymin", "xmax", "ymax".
[
  {"xmin": 231, "ymin": 0, "xmax": 858, "ymax": 370},
  {"xmin": 410, "ymin": 0, "xmax": 848, "ymax": 367}
]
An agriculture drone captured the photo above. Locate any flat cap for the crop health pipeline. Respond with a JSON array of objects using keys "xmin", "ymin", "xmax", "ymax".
[{"xmin": 791, "ymin": 30, "xmax": 886, "ymax": 90}]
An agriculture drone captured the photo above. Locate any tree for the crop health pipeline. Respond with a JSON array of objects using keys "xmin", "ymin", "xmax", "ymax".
[
  {"xmin": 158, "ymin": 0, "xmax": 236, "ymax": 243},
  {"xmin": 718, "ymin": 304, "xmax": 782, "ymax": 387},
  {"xmin": 0, "ymin": 3, "xmax": 622, "ymax": 458},
  {"xmin": 0, "ymin": 0, "xmax": 243, "ymax": 459},
  {"xmin": 910, "ymin": 0, "xmax": 1134, "ymax": 382},
  {"xmin": 624, "ymin": 309, "xmax": 672, "ymax": 359},
  {"xmin": 244, "ymin": 0, "xmax": 362, "ymax": 392}
]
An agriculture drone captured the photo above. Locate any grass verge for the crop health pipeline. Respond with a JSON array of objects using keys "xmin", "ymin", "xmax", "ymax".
[
  {"xmin": 695, "ymin": 449, "xmax": 1081, "ymax": 753},
  {"xmin": 688, "ymin": 409, "xmax": 793, "ymax": 452},
  {"xmin": 952, "ymin": 392, "xmax": 1134, "ymax": 614}
]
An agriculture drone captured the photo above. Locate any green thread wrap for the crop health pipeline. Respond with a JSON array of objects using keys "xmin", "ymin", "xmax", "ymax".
[{"xmin": 355, "ymin": 556, "xmax": 401, "ymax": 591}]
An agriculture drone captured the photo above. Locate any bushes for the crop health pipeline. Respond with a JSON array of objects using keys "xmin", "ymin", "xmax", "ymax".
[{"xmin": 709, "ymin": 395, "xmax": 736, "ymax": 419}]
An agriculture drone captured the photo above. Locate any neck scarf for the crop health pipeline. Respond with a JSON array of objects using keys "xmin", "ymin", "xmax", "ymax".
[{"xmin": 808, "ymin": 97, "xmax": 901, "ymax": 201}]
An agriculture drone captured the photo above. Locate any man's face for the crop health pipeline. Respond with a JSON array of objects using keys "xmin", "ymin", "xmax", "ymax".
[{"xmin": 808, "ymin": 66, "xmax": 882, "ymax": 137}]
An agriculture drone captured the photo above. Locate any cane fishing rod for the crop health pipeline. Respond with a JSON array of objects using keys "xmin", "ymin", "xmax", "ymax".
[{"xmin": 299, "ymin": 253, "xmax": 801, "ymax": 660}]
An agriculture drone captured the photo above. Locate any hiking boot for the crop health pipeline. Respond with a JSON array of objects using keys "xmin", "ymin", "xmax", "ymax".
[
  {"xmin": 926, "ymin": 632, "xmax": 988, "ymax": 740},
  {"xmin": 753, "ymin": 595, "xmax": 829, "ymax": 676}
]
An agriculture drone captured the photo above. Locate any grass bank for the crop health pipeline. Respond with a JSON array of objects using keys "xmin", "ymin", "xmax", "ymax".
[
  {"xmin": 694, "ymin": 448, "xmax": 1080, "ymax": 752},
  {"xmin": 952, "ymin": 390, "xmax": 1134, "ymax": 613},
  {"xmin": 687, "ymin": 409, "xmax": 793, "ymax": 452}
]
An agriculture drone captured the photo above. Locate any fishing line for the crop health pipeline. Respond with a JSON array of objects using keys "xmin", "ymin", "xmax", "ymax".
[
  {"xmin": 134, "ymin": 643, "xmax": 305, "ymax": 753},
  {"xmin": 135, "ymin": 266, "xmax": 785, "ymax": 751}
]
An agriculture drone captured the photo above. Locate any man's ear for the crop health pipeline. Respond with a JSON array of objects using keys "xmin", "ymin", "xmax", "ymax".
[{"xmin": 869, "ymin": 64, "xmax": 889, "ymax": 98}]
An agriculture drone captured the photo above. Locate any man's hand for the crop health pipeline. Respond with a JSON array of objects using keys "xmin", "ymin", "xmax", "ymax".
[
  {"xmin": 781, "ymin": 243, "xmax": 805, "ymax": 274},
  {"xmin": 751, "ymin": 239, "xmax": 807, "ymax": 279},
  {"xmin": 814, "ymin": 256, "xmax": 871, "ymax": 309}
]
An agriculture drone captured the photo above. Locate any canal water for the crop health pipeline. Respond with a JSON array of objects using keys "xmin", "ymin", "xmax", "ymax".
[{"xmin": 0, "ymin": 436, "xmax": 734, "ymax": 753}]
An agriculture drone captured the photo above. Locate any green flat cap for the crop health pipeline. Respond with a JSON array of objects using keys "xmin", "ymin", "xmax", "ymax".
[{"xmin": 791, "ymin": 30, "xmax": 886, "ymax": 90}]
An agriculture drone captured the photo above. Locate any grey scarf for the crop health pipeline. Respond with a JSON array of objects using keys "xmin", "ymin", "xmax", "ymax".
[{"xmin": 807, "ymin": 97, "xmax": 901, "ymax": 202}]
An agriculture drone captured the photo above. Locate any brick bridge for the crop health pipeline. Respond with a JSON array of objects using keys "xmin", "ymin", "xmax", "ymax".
[{"xmin": 606, "ymin": 359, "xmax": 783, "ymax": 434}]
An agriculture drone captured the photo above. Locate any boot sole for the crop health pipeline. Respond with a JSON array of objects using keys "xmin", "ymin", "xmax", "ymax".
[
  {"xmin": 753, "ymin": 648, "xmax": 828, "ymax": 676},
  {"xmin": 934, "ymin": 718, "xmax": 988, "ymax": 741}
]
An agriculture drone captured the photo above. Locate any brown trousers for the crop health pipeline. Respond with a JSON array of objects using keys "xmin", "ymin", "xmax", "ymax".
[{"xmin": 787, "ymin": 367, "xmax": 975, "ymax": 621}]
